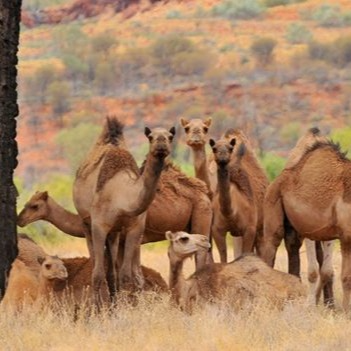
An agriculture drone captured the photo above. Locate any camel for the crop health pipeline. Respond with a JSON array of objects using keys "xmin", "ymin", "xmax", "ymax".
[
  {"xmin": 73, "ymin": 116, "xmax": 174, "ymax": 303},
  {"xmin": 18, "ymin": 165, "xmax": 212, "ymax": 267},
  {"xmin": 3, "ymin": 236, "xmax": 168, "ymax": 309},
  {"xmin": 180, "ymin": 117, "xmax": 268, "ymax": 259},
  {"xmin": 260, "ymin": 135, "xmax": 351, "ymax": 310},
  {"xmin": 209, "ymin": 137, "xmax": 258, "ymax": 262},
  {"xmin": 166, "ymin": 230, "xmax": 306, "ymax": 313},
  {"xmin": 261, "ymin": 127, "xmax": 335, "ymax": 306}
]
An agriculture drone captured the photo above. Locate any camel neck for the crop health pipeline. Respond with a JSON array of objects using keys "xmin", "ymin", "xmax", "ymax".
[
  {"xmin": 46, "ymin": 197, "xmax": 85, "ymax": 238},
  {"xmin": 192, "ymin": 147, "xmax": 212, "ymax": 196},
  {"xmin": 169, "ymin": 259, "xmax": 184, "ymax": 293},
  {"xmin": 131, "ymin": 154, "xmax": 164, "ymax": 216},
  {"xmin": 217, "ymin": 164, "xmax": 233, "ymax": 218}
]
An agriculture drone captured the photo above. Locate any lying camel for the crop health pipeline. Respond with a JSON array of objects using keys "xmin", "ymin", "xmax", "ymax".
[
  {"xmin": 260, "ymin": 136, "xmax": 351, "ymax": 310},
  {"xmin": 3, "ymin": 236, "xmax": 168, "ymax": 309},
  {"xmin": 166, "ymin": 230, "xmax": 306, "ymax": 313},
  {"xmin": 73, "ymin": 117, "xmax": 174, "ymax": 303},
  {"xmin": 209, "ymin": 137, "xmax": 257, "ymax": 261},
  {"xmin": 180, "ymin": 117, "xmax": 268, "ymax": 259}
]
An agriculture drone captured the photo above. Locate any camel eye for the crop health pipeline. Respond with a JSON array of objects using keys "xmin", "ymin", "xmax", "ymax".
[
  {"xmin": 179, "ymin": 237, "xmax": 189, "ymax": 243},
  {"xmin": 203, "ymin": 127, "xmax": 208, "ymax": 133},
  {"xmin": 184, "ymin": 127, "xmax": 190, "ymax": 133},
  {"xmin": 44, "ymin": 264, "xmax": 51, "ymax": 269},
  {"xmin": 31, "ymin": 205, "xmax": 39, "ymax": 210},
  {"xmin": 212, "ymin": 147, "xmax": 217, "ymax": 153}
]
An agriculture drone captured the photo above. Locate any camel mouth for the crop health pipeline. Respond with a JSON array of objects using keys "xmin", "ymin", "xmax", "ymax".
[
  {"xmin": 187, "ymin": 140, "xmax": 205, "ymax": 147},
  {"xmin": 154, "ymin": 148, "xmax": 170, "ymax": 158},
  {"xmin": 17, "ymin": 216, "xmax": 36, "ymax": 227}
]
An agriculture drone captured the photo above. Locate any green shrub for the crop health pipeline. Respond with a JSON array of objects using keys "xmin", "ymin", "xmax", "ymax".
[
  {"xmin": 286, "ymin": 23, "xmax": 313, "ymax": 44},
  {"xmin": 260, "ymin": 152, "xmax": 286, "ymax": 181},
  {"xmin": 250, "ymin": 37, "xmax": 277, "ymax": 66},
  {"xmin": 331, "ymin": 127, "xmax": 351, "ymax": 156},
  {"xmin": 47, "ymin": 81, "xmax": 71, "ymax": 116},
  {"xmin": 171, "ymin": 50, "xmax": 213, "ymax": 76},
  {"xmin": 263, "ymin": 0, "xmax": 306, "ymax": 7},
  {"xmin": 312, "ymin": 4, "xmax": 351, "ymax": 27},
  {"xmin": 212, "ymin": 0, "xmax": 265, "ymax": 21},
  {"xmin": 280, "ymin": 122, "xmax": 301, "ymax": 144},
  {"xmin": 166, "ymin": 10, "xmax": 184, "ymax": 19}
]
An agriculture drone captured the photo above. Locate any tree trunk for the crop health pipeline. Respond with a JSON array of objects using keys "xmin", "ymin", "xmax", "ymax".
[{"xmin": 0, "ymin": 0, "xmax": 22, "ymax": 299}]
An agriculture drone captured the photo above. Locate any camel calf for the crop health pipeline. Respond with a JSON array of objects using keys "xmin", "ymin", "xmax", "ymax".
[{"xmin": 167, "ymin": 231, "xmax": 306, "ymax": 313}]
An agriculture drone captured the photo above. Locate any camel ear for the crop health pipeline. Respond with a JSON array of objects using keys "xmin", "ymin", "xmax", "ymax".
[
  {"xmin": 37, "ymin": 256, "xmax": 45, "ymax": 265},
  {"xmin": 180, "ymin": 117, "xmax": 189, "ymax": 127},
  {"xmin": 209, "ymin": 139, "xmax": 216, "ymax": 148},
  {"xmin": 169, "ymin": 126, "xmax": 176, "ymax": 137},
  {"xmin": 165, "ymin": 231, "xmax": 173, "ymax": 241},
  {"xmin": 204, "ymin": 117, "xmax": 212, "ymax": 127},
  {"xmin": 144, "ymin": 127, "xmax": 152, "ymax": 138},
  {"xmin": 230, "ymin": 138, "xmax": 236, "ymax": 147},
  {"xmin": 40, "ymin": 191, "xmax": 48, "ymax": 201}
]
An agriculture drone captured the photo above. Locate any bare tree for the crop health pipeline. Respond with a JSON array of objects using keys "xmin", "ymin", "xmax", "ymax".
[{"xmin": 0, "ymin": 0, "xmax": 21, "ymax": 299}]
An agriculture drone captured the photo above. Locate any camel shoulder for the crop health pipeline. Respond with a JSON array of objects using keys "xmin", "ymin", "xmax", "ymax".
[{"xmin": 96, "ymin": 147, "xmax": 139, "ymax": 192}]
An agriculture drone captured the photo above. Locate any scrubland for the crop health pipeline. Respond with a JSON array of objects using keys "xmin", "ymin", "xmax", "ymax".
[{"xmin": 1, "ymin": 240, "xmax": 350, "ymax": 351}]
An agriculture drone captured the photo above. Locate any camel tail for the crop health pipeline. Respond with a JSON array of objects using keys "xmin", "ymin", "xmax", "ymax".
[{"xmin": 102, "ymin": 116, "xmax": 125, "ymax": 146}]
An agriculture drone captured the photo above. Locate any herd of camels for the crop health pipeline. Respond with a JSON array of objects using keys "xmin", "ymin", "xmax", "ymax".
[{"xmin": 6, "ymin": 115, "xmax": 351, "ymax": 313}]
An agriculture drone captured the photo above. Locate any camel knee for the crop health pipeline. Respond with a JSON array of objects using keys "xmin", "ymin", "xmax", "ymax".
[
  {"xmin": 308, "ymin": 270, "xmax": 319, "ymax": 284},
  {"xmin": 92, "ymin": 269, "xmax": 105, "ymax": 291},
  {"xmin": 320, "ymin": 269, "xmax": 334, "ymax": 285}
]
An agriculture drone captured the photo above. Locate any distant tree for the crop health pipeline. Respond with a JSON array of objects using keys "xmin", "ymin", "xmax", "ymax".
[
  {"xmin": 91, "ymin": 33, "xmax": 117, "ymax": 57},
  {"xmin": 250, "ymin": 37, "xmax": 277, "ymax": 66},
  {"xmin": 47, "ymin": 81, "xmax": 71, "ymax": 120},
  {"xmin": 55, "ymin": 123, "xmax": 101, "ymax": 173},
  {"xmin": 0, "ymin": 0, "xmax": 21, "ymax": 299},
  {"xmin": 94, "ymin": 61, "xmax": 116, "ymax": 95},
  {"xmin": 212, "ymin": 0, "xmax": 265, "ymax": 21},
  {"xmin": 286, "ymin": 22, "xmax": 313, "ymax": 44},
  {"xmin": 29, "ymin": 64, "xmax": 57, "ymax": 104}
]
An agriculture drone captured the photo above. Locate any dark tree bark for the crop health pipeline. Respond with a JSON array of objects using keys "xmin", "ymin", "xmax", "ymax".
[{"xmin": 0, "ymin": 0, "xmax": 22, "ymax": 299}]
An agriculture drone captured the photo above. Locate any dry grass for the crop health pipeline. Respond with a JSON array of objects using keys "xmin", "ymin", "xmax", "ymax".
[{"xmin": 1, "ymin": 240, "xmax": 350, "ymax": 350}]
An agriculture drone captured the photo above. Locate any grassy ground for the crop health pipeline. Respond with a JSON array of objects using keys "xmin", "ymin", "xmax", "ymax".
[{"xmin": 0, "ymin": 239, "xmax": 349, "ymax": 351}]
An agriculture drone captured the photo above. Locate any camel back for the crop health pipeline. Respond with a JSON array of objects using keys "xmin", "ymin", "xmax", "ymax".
[{"xmin": 285, "ymin": 127, "xmax": 328, "ymax": 169}]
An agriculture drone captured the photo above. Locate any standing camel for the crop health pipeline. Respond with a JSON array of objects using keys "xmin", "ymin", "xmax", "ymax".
[
  {"xmin": 73, "ymin": 117, "xmax": 174, "ymax": 304},
  {"xmin": 260, "ymin": 136, "xmax": 351, "ymax": 310},
  {"xmin": 18, "ymin": 164, "xmax": 212, "ymax": 270},
  {"xmin": 209, "ymin": 137, "xmax": 257, "ymax": 262},
  {"xmin": 180, "ymin": 118, "xmax": 268, "ymax": 259},
  {"xmin": 166, "ymin": 230, "xmax": 306, "ymax": 313},
  {"xmin": 261, "ymin": 127, "xmax": 335, "ymax": 306}
]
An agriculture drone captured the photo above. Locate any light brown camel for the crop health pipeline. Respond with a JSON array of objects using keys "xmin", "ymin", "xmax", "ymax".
[
  {"xmin": 260, "ymin": 136, "xmax": 351, "ymax": 310},
  {"xmin": 18, "ymin": 165, "xmax": 212, "ymax": 267},
  {"xmin": 73, "ymin": 116, "xmax": 174, "ymax": 303},
  {"xmin": 209, "ymin": 137, "xmax": 258, "ymax": 262},
  {"xmin": 166, "ymin": 230, "xmax": 306, "ymax": 313},
  {"xmin": 180, "ymin": 117, "xmax": 268, "ymax": 259}
]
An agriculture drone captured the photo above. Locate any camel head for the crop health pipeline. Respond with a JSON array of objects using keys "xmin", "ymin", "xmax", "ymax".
[
  {"xmin": 209, "ymin": 138, "xmax": 236, "ymax": 166},
  {"xmin": 144, "ymin": 126, "xmax": 175, "ymax": 159},
  {"xmin": 166, "ymin": 231, "xmax": 211, "ymax": 262},
  {"xmin": 37, "ymin": 255, "xmax": 68, "ymax": 281},
  {"xmin": 223, "ymin": 128, "xmax": 251, "ymax": 147},
  {"xmin": 180, "ymin": 117, "xmax": 212, "ymax": 148},
  {"xmin": 17, "ymin": 191, "xmax": 50, "ymax": 227}
]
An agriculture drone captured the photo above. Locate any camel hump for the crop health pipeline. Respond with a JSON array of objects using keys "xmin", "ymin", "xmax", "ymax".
[
  {"xmin": 236, "ymin": 142, "xmax": 246, "ymax": 160},
  {"xmin": 101, "ymin": 116, "xmax": 124, "ymax": 146}
]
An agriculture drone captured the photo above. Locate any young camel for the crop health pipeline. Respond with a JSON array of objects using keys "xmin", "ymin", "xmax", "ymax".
[
  {"xmin": 18, "ymin": 166, "xmax": 212, "ymax": 268},
  {"xmin": 166, "ymin": 231, "xmax": 306, "ymax": 313},
  {"xmin": 260, "ymin": 138, "xmax": 351, "ymax": 310},
  {"xmin": 209, "ymin": 137, "xmax": 257, "ymax": 262},
  {"xmin": 180, "ymin": 117, "xmax": 268, "ymax": 259},
  {"xmin": 73, "ymin": 116, "xmax": 174, "ymax": 303}
]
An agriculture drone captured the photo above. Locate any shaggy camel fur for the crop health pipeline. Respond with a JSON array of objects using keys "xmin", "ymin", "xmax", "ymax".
[
  {"xmin": 262, "ymin": 127, "xmax": 335, "ymax": 306},
  {"xmin": 209, "ymin": 137, "xmax": 258, "ymax": 262},
  {"xmin": 260, "ymin": 136, "xmax": 351, "ymax": 310},
  {"xmin": 181, "ymin": 118, "xmax": 268, "ymax": 259},
  {"xmin": 166, "ymin": 231, "xmax": 306, "ymax": 313},
  {"xmin": 18, "ymin": 164, "xmax": 212, "ymax": 268},
  {"xmin": 73, "ymin": 117, "xmax": 174, "ymax": 304}
]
